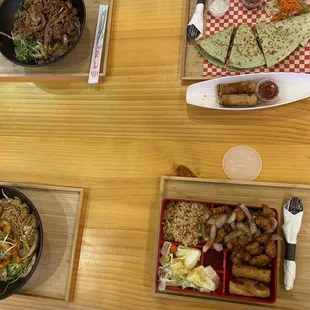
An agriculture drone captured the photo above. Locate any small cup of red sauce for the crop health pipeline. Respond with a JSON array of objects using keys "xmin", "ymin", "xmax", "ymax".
[
  {"xmin": 242, "ymin": 0, "xmax": 263, "ymax": 9},
  {"xmin": 256, "ymin": 79, "xmax": 280, "ymax": 102}
]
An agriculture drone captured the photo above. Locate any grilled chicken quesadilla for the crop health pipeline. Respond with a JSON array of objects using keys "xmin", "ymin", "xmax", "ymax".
[
  {"xmin": 255, "ymin": 22, "xmax": 300, "ymax": 67},
  {"xmin": 196, "ymin": 26, "xmax": 234, "ymax": 68},
  {"xmin": 227, "ymin": 24, "xmax": 265, "ymax": 71},
  {"xmin": 273, "ymin": 13, "xmax": 310, "ymax": 47},
  {"xmin": 196, "ymin": 14, "xmax": 309, "ymax": 71}
]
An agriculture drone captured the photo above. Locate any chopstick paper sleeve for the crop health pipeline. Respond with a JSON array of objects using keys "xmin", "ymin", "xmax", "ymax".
[
  {"xmin": 285, "ymin": 243, "xmax": 296, "ymax": 261},
  {"xmin": 282, "ymin": 208, "xmax": 303, "ymax": 290}
]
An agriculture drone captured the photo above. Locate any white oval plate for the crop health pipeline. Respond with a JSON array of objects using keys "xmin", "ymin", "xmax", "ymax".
[{"xmin": 186, "ymin": 73, "xmax": 310, "ymax": 111}]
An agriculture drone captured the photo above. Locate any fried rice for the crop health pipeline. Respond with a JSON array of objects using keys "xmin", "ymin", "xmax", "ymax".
[{"xmin": 163, "ymin": 201, "xmax": 210, "ymax": 245}]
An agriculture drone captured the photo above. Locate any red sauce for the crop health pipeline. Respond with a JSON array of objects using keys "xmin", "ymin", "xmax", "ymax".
[
  {"xmin": 258, "ymin": 81, "xmax": 279, "ymax": 100},
  {"xmin": 245, "ymin": 0, "xmax": 261, "ymax": 4},
  {"xmin": 242, "ymin": 0, "xmax": 262, "ymax": 9}
]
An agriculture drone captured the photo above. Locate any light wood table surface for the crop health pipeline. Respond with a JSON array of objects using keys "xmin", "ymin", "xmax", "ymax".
[{"xmin": 1, "ymin": 0, "xmax": 310, "ymax": 309}]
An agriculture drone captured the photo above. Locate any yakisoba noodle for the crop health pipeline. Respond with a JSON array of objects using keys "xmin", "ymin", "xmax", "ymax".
[
  {"xmin": 1, "ymin": 199, "xmax": 37, "ymax": 246},
  {"xmin": 0, "ymin": 191, "xmax": 39, "ymax": 287}
]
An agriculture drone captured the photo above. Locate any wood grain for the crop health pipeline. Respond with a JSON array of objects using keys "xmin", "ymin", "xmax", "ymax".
[
  {"xmin": 1, "ymin": 0, "xmax": 310, "ymax": 309},
  {"xmin": 0, "ymin": 183, "xmax": 84, "ymax": 302},
  {"xmin": 182, "ymin": 0, "xmax": 207, "ymax": 80},
  {"xmin": 0, "ymin": 0, "xmax": 114, "ymax": 78}
]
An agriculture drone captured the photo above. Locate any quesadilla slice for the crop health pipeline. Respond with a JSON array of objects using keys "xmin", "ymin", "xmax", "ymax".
[
  {"xmin": 255, "ymin": 22, "xmax": 300, "ymax": 67},
  {"xmin": 228, "ymin": 24, "xmax": 265, "ymax": 71},
  {"xmin": 273, "ymin": 13, "xmax": 310, "ymax": 47},
  {"xmin": 196, "ymin": 26, "xmax": 234, "ymax": 68}
]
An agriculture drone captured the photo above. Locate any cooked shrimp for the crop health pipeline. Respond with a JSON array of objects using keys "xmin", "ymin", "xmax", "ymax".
[
  {"xmin": 0, "ymin": 243, "xmax": 12, "ymax": 268},
  {"xmin": 0, "ymin": 220, "xmax": 11, "ymax": 234},
  {"xmin": 0, "ymin": 257, "xmax": 10, "ymax": 269},
  {"xmin": 11, "ymin": 244, "xmax": 22, "ymax": 264}
]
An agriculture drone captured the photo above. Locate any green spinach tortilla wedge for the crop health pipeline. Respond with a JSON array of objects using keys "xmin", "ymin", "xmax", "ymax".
[
  {"xmin": 228, "ymin": 24, "xmax": 265, "ymax": 71},
  {"xmin": 273, "ymin": 13, "xmax": 310, "ymax": 47},
  {"xmin": 255, "ymin": 22, "xmax": 300, "ymax": 68},
  {"xmin": 196, "ymin": 26, "xmax": 234, "ymax": 68}
]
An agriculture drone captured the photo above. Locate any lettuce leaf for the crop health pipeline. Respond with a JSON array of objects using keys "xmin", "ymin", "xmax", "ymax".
[{"xmin": 175, "ymin": 246, "xmax": 201, "ymax": 270}]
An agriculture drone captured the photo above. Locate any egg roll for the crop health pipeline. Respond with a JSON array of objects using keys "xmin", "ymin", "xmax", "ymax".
[
  {"xmin": 220, "ymin": 94, "xmax": 258, "ymax": 106},
  {"xmin": 229, "ymin": 278, "xmax": 270, "ymax": 298},
  {"xmin": 233, "ymin": 264, "xmax": 271, "ymax": 284},
  {"xmin": 218, "ymin": 81, "xmax": 256, "ymax": 96}
]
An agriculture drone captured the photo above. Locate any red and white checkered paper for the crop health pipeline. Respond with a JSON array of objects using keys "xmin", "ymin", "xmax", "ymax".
[{"xmin": 203, "ymin": 0, "xmax": 310, "ymax": 77}]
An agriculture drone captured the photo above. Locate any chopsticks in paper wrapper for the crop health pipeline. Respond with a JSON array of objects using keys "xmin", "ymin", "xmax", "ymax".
[
  {"xmin": 282, "ymin": 197, "xmax": 304, "ymax": 291},
  {"xmin": 187, "ymin": 2, "xmax": 204, "ymax": 41},
  {"xmin": 88, "ymin": 5, "xmax": 109, "ymax": 84}
]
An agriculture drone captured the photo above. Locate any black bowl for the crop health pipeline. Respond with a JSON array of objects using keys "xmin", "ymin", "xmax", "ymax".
[
  {"xmin": 0, "ymin": 0, "xmax": 86, "ymax": 67},
  {"xmin": 0, "ymin": 186, "xmax": 43, "ymax": 301}
]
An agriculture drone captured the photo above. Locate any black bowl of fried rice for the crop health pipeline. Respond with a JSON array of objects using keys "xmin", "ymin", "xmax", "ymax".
[
  {"xmin": 0, "ymin": 0, "xmax": 86, "ymax": 67},
  {"xmin": 0, "ymin": 186, "xmax": 43, "ymax": 300}
]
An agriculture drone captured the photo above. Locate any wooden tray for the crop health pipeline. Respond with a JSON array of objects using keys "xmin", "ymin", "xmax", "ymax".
[
  {"xmin": 181, "ymin": 0, "xmax": 310, "ymax": 81},
  {"xmin": 0, "ymin": 182, "xmax": 85, "ymax": 303},
  {"xmin": 154, "ymin": 176, "xmax": 310, "ymax": 307},
  {"xmin": 0, "ymin": 0, "xmax": 114, "ymax": 79},
  {"xmin": 181, "ymin": 0, "xmax": 206, "ymax": 81}
]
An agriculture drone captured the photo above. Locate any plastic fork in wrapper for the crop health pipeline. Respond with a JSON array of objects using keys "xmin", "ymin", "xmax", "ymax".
[{"xmin": 282, "ymin": 197, "xmax": 304, "ymax": 291}]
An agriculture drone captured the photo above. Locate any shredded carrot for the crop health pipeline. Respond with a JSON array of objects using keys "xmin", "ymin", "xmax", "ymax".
[
  {"xmin": 170, "ymin": 244, "xmax": 178, "ymax": 254},
  {"xmin": 278, "ymin": 0, "xmax": 302, "ymax": 14},
  {"xmin": 271, "ymin": 0, "xmax": 303, "ymax": 21}
]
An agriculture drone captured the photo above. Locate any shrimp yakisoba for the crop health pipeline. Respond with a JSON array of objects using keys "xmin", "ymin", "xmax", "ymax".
[
  {"xmin": 0, "ymin": 220, "xmax": 11, "ymax": 234},
  {"xmin": 0, "ymin": 243, "xmax": 12, "ymax": 268},
  {"xmin": 0, "ymin": 194, "xmax": 38, "ymax": 282}
]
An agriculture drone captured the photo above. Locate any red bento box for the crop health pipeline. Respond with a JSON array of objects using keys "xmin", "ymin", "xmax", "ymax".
[{"xmin": 155, "ymin": 198, "xmax": 278, "ymax": 305}]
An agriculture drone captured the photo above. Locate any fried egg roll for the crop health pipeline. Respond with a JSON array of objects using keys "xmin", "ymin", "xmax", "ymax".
[
  {"xmin": 220, "ymin": 94, "xmax": 258, "ymax": 106},
  {"xmin": 233, "ymin": 264, "xmax": 271, "ymax": 284},
  {"xmin": 218, "ymin": 81, "xmax": 256, "ymax": 96},
  {"xmin": 229, "ymin": 278, "xmax": 270, "ymax": 298}
]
